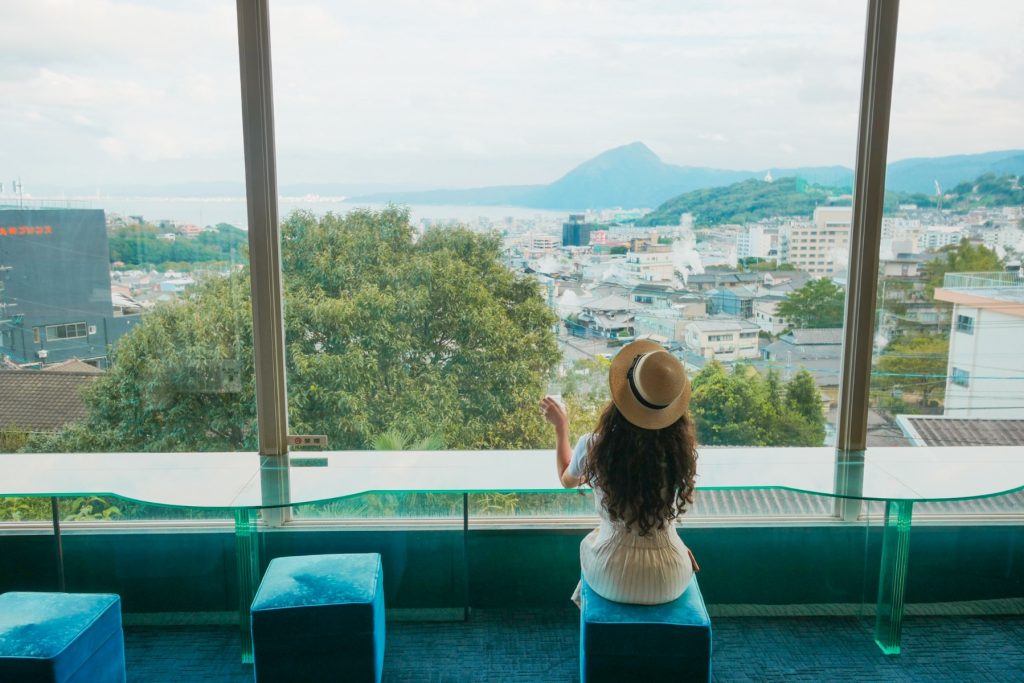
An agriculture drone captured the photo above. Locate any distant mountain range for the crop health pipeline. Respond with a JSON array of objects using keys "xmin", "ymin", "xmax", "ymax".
[{"xmin": 353, "ymin": 143, "xmax": 1024, "ymax": 211}]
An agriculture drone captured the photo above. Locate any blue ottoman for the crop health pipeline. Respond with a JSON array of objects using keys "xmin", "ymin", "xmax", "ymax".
[
  {"xmin": 251, "ymin": 553, "xmax": 385, "ymax": 683},
  {"xmin": 580, "ymin": 576, "xmax": 712, "ymax": 683},
  {"xmin": 0, "ymin": 592, "xmax": 126, "ymax": 683}
]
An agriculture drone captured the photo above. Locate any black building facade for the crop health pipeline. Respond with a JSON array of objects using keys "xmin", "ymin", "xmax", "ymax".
[
  {"xmin": 561, "ymin": 214, "xmax": 591, "ymax": 247},
  {"xmin": 0, "ymin": 208, "xmax": 135, "ymax": 366}
]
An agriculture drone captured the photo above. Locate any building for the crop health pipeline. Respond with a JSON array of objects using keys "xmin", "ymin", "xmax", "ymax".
[
  {"xmin": 561, "ymin": 214, "xmax": 592, "ymax": 247},
  {"xmin": 736, "ymin": 225, "xmax": 776, "ymax": 261},
  {"xmin": 779, "ymin": 206, "xmax": 852, "ymax": 277},
  {"xmin": 934, "ymin": 271, "xmax": 1024, "ymax": 418},
  {"xmin": 682, "ymin": 319, "xmax": 761, "ymax": 361},
  {"xmin": 624, "ymin": 239, "xmax": 675, "ymax": 282},
  {"xmin": 753, "ymin": 298, "xmax": 788, "ymax": 335},
  {"xmin": 0, "ymin": 208, "xmax": 137, "ymax": 367},
  {"xmin": 567, "ymin": 294, "xmax": 636, "ymax": 340}
]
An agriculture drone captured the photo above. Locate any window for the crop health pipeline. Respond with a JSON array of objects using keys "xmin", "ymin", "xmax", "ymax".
[
  {"xmin": 45, "ymin": 322, "xmax": 88, "ymax": 341},
  {"xmin": 2, "ymin": 0, "xmax": 251, "ymax": 523},
  {"xmin": 955, "ymin": 315, "xmax": 974, "ymax": 335},
  {"xmin": 950, "ymin": 368, "xmax": 970, "ymax": 388}
]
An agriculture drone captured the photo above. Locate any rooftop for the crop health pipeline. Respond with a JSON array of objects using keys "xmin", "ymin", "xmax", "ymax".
[
  {"xmin": 898, "ymin": 416, "xmax": 1024, "ymax": 448},
  {"xmin": 0, "ymin": 369, "xmax": 100, "ymax": 431}
]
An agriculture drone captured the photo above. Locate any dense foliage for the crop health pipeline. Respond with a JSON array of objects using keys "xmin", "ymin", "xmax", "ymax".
[
  {"xmin": 921, "ymin": 239, "xmax": 1003, "ymax": 298},
  {"xmin": 109, "ymin": 223, "xmax": 248, "ymax": 270},
  {"xmin": 689, "ymin": 363, "xmax": 826, "ymax": 447},
  {"xmin": 873, "ymin": 334, "xmax": 949, "ymax": 412},
  {"xmin": 28, "ymin": 207, "xmax": 560, "ymax": 453},
  {"xmin": 637, "ymin": 177, "xmax": 845, "ymax": 227},
  {"xmin": 776, "ymin": 279, "xmax": 845, "ymax": 330}
]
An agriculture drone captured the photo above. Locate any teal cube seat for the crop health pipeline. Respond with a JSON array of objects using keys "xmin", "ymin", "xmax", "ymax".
[
  {"xmin": 580, "ymin": 576, "xmax": 712, "ymax": 683},
  {"xmin": 251, "ymin": 553, "xmax": 385, "ymax": 683},
  {"xmin": 0, "ymin": 592, "xmax": 126, "ymax": 683}
]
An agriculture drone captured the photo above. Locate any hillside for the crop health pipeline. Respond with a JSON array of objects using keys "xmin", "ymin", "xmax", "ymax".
[
  {"xmin": 636, "ymin": 177, "xmax": 843, "ymax": 227},
  {"xmin": 353, "ymin": 144, "xmax": 1024, "ymax": 211},
  {"xmin": 886, "ymin": 150, "xmax": 1024, "ymax": 194}
]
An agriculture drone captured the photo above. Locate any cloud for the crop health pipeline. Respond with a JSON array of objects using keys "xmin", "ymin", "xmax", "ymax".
[{"xmin": 1, "ymin": 0, "xmax": 1021, "ymax": 189}]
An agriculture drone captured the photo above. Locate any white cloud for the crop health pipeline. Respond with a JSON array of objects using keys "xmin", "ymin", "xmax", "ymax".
[{"xmin": 1, "ymin": 0, "xmax": 1021, "ymax": 190}]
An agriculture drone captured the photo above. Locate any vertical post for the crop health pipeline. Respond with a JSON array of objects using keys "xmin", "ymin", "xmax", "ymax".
[
  {"xmin": 462, "ymin": 492, "xmax": 470, "ymax": 622},
  {"xmin": 50, "ymin": 497, "xmax": 66, "ymax": 592},
  {"xmin": 835, "ymin": 0, "xmax": 900, "ymax": 520},
  {"xmin": 234, "ymin": 508, "xmax": 261, "ymax": 664},
  {"xmin": 875, "ymin": 499, "xmax": 913, "ymax": 654},
  {"xmin": 236, "ymin": 0, "xmax": 289, "ymax": 460}
]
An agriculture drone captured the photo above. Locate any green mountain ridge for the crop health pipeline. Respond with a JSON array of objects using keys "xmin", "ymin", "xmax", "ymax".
[
  {"xmin": 636, "ymin": 172, "xmax": 1024, "ymax": 228},
  {"xmin": 352, "ymin": 143, "xmax": 1024, "ymax": 211}
]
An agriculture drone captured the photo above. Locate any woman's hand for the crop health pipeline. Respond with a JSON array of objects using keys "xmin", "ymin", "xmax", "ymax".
[
  {"xmin": 540, "ymin": 395, "xmax": 569, "ymax": 435},
  {"xmin": 687, "ymin": 548, "xmax": 701, "ymax": 573}
]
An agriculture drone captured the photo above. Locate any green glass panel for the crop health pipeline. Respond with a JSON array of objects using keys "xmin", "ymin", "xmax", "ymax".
[{"xmin": 875, "ymin": 500, "xmax": 913, "ymax": 655}]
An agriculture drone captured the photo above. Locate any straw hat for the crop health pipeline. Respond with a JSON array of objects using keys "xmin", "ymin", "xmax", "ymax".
[{"xmin": 609, "ymin": 339, "xmax": 691, "ymax": 430}]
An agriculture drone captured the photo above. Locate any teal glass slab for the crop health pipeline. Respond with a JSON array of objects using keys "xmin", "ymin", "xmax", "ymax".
[
  {"xmin": 2, "ymin": 446, "xmax": 1022, "ymax": 509},
  {"xmin": 2, "ymin": 445, "xmax": 1022, "ymax": 658}
]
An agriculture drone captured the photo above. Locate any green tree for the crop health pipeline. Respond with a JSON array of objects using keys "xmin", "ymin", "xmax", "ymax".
[
  {"xmin": 776, "ymin": 278, "xmax": 845, "ymax": 329},
  {"xmin": 921, "ymin": 239, "xmax": 1002, "ymax": 298},
  {"xmin": 689, "ymin": 362, "xmax": 825, "ymax": 447},
  {"xmin": 29, "ymin": 207, "xmax": 559, "ymax": 453},
  {"xmin": 873, "ymin": 334, "xmax": 949, "ymax": 410}
]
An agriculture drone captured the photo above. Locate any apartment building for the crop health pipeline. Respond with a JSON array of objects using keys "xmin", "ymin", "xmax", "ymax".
[{"xmin": 779, "ymin": 206, "xmax": 852, "ymax": 277}]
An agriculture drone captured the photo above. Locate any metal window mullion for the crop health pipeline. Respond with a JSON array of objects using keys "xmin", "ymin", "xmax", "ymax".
[
  {"xmin": 236, "ymin": 0, "xmax": 288, "ymax": 459},
  {"xmin": 835, "ymin": 0, "xmax": 900, "ymax": 519}
]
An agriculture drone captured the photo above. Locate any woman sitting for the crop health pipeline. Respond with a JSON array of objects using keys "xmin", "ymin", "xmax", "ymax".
[{"xmin": 541, "ymin": 340, "xmax": 699, "ymax": 605}]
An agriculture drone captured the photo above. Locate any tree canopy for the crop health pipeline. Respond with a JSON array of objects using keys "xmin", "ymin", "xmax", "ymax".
[
  {"xmin": 109, "ymin": 223, "xmax": 248, "ymax": 270},
  {"xmin": 29, "ymin": 207, "xmax": 559, "ymax": 453},
  {"xmin": 689, "ymin": 362, "xmax": 825, "ymax": 447},
  {"xmin": 873, "ymin": 334, "xmax": 949, "ymax": 411},
  {"xmin": 776, "ymin": 278, "xmax": 845, "ymax": 330},
  {"xmin": 921, "ymin": 239, "xmax": 1002, "ymax": 298}
]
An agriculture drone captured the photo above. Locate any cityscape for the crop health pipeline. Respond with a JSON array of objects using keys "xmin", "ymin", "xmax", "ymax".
[{"xmin": 2, "ymin": 155, "xmax": 1022, "ymax": 457}]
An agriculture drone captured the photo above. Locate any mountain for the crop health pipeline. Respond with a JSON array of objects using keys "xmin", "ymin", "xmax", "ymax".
[
  {"xmin": 636, "ymin": 177, "xmax": 845, "ymax": 227},
  {"xmin": 885, "ymin": 150, "xmax": 1024, "ymax": 194},
  {"xmin": 353, "ymin": 142, "xmax": 757, "ymax": 209},
  {"xmin": 354, "ymin": 144, "xmax": 1024, "ymax": 211}
]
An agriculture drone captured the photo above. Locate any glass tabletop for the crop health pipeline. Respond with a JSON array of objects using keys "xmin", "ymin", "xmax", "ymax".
[{"xmin": 1, "ymin": 446, "xmax": 1022, "ymax": 510}]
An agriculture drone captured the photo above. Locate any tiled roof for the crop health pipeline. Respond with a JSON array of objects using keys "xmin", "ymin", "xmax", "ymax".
[
  {"xmin": 42, "ymin": 358, "xmax": 104, "ymax": 374},
  {"xmin": 899, "ymin": 416, "xmax": 1024, "ymax": 448},
  {"xmin": 0, "ymin": 370, "xmax": 99, "ymax": 431}
]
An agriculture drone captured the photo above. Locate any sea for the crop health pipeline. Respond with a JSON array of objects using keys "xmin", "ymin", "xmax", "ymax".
[{"xmin": 14, "ymin": 196, "xmax": 570, "ymax": 230}]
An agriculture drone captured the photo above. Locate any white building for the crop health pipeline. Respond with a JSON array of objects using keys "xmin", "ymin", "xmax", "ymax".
[
  {"xmin": 920, "ymin": 226, "xmax": 966, "ymax": 250},
  {"xmin": 779, "ymin": 206, "xmax": 852, "ymax": 277},
  {"xmin": 736, "ymin": 225, "xmax": 775, "ymax": 262},
  {"xmin": 683, "ymin": 319, "xmax": 761, "ymax": 361},
  {"xmin": 934, "ymin": 271, "xmax": 1024, "ymax": 418},
  {"xmin": 753, "ymin": 299, "xmax": 788, "ymax": 336}
]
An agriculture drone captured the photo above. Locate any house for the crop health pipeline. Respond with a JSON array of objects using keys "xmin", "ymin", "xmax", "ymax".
[{"xmin": 682, "ymin": 319, "xmax": 761, "ymax": 361}]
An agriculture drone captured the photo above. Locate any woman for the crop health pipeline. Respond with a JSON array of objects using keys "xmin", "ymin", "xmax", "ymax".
[{"xmin": 541, "ymin": 339, "xmax": 699, "ymax": 605}]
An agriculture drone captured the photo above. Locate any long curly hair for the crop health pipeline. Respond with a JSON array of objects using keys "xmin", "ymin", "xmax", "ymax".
[{"xmin": 581, "ymin": 402, "xmax": 698, "ymax": 535}]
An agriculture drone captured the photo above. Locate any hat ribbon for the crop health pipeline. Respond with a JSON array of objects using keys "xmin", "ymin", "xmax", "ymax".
[{"xmin": 626, "ymin": 353, "xmax": 670, "ymax": 410}]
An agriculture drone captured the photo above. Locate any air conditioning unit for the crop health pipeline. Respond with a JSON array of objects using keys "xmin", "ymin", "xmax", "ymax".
[{"xmin": 36, "ymin": 349, "xmax": 48, "ymax": 359}]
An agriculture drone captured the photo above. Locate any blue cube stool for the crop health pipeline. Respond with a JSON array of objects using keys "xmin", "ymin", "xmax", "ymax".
[
  {"xmin": 251, "ymin": 553, "xmax": 385, "ymax": 683},
  {"xmin": 0, "ymin": 592, "xmax": 126, "ymax": 683},
  {"xmin": 580, "ymin": 576, "xmax": 712, "ymax": 683}
]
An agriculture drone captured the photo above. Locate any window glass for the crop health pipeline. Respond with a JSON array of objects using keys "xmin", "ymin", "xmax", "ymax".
[
  {"xmin": 1, "ymin": 0, "xmax": 250, "ymax": 522},
  {"xmin": 869, "ymin": 0, "xmax": 1024, "ymax": 450},
  {"xmin": 270, "ymin": 1, "xmax": 863, "ymax": 474}
]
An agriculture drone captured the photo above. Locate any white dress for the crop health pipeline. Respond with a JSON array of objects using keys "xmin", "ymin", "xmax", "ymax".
[{"xmin": 568, "ymin": 434, "xmax": 694, "ymax": 606}]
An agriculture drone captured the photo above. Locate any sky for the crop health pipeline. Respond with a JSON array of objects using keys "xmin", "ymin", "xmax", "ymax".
[{"xmin": 1, "ymin": 0, "xmax": 1022, "ymax": 193}]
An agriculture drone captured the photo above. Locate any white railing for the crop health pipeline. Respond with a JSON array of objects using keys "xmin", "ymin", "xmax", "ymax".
[{"xmin": 942, "ymin": 272, "xmax": 1024, "ymax": 289}]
